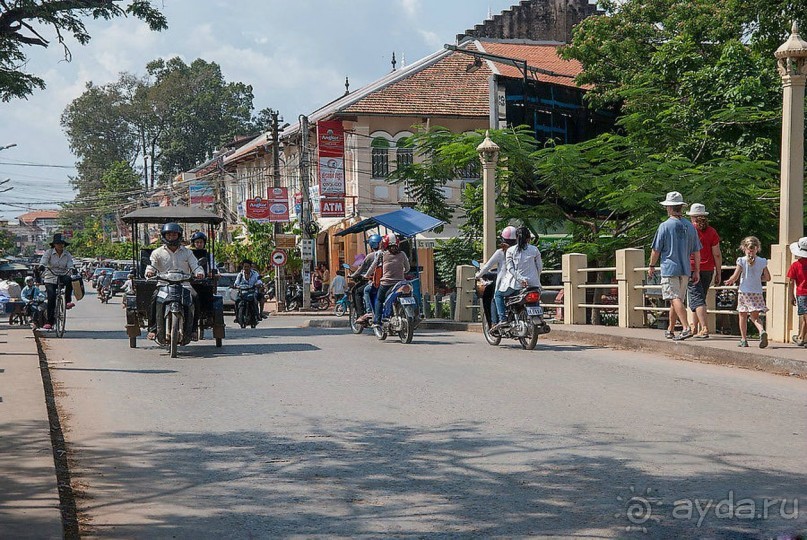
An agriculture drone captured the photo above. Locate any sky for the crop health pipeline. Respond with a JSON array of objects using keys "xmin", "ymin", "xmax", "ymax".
[{"xmin": 0, "ymin": 0, "xmax": 519, "ymax": 221}]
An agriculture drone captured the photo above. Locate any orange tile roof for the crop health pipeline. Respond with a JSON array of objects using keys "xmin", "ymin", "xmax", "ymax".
[
  {"xmin": 17, "ymin": 210, "xmax": 59, "ymax": 224},
  {"xmin": 342, "ymin": 49, "xmax": 491, "ymax": 117},
  {"xmin": 479, "ymin": 41, "xmax": 586, "ymax": 88}
]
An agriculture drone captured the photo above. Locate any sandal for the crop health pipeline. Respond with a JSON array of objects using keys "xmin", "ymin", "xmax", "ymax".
[
  {"xmin": 694, "ymin": 330, "xmax": 710, "ymax": 339},
  {"xmin": 664, "ymin": 330, "xmax": 675, "ymax": 339},
  {"xmin": 738, "ymin": 339, "xmax": 749, "ymax": 347},
  {"xmin": 759, "ymin": 331, "xmax": 768, "ymax": 349}
]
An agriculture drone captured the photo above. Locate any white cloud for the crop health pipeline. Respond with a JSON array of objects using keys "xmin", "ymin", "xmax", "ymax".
[{"xmin": 400, "ymin": 0, "xmax": 421, "ymax": 18}]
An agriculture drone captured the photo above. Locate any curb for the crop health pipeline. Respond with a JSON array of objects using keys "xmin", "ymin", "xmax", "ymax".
[{"xmin": 304, "ymin": 319, "xmax": 807, "ymax": 378}]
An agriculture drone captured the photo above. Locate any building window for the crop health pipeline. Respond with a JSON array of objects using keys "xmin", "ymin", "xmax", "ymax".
[
  {"xmin": 457, "ymin": 161, "xmax": 480, "ymax": 180},
  {"xmin": 396, "ymin": 146, "xmax": 414, "ymax": 170},
  {"xmin": 371, "ymin": 137, "xmax": 390, "ymax": 178}
]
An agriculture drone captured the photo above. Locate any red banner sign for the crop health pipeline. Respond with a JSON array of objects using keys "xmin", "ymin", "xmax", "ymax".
[
  {"xmin": 320, "ymin": 197, "xmax": 345, "ymax": 218},
  {"xmin": 267, "ymin": 187, "xmax": 290, "ymax": 223},
  {"xmin": 317, "ymin": 120, "xmax": 346, "ymax": 216},
  {"xmin": 245, "ymin": 197, "xmax": 270, "ymax": 222}
]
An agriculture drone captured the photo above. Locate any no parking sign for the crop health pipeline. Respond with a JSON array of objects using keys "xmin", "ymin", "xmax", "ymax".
[{"xmin": 270, "ymin": 249, "xmax": 287, "ymax": 267}]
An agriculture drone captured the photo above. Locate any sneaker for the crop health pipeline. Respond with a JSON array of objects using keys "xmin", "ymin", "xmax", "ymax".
[
  {"xmin": 66, "ymin": 302, "xmax": 75, "ymax": 309},
  {"xmin": 43, "ymin": 324, "xmax": 52, "ymax": 330},
  {"xmin": 674, "ymin": 328, "xmax": 693, "ymax": 341},
  {"xmin": 694, "ymin": 329, "xmax": 710, "ymax": 339},
  {"xmin": 792, "ymin": 335, "xmax": 805, "ymax": 346},
  {"xmin": 738, "ymin": 339, "xmax": 749, "ymax": 347},
  {"xmin": 759, "ymin": 331, "xmax": 768, "ymax": 349},
  {"xmin": 147, "ymin": 332, "xmax": 157, "ymax": 341},
  {"xmin": 664, "ymin": 330, "xmax": 675, "ymax": 339}
]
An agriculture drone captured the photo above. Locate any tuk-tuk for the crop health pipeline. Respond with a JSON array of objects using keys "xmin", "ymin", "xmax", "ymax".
[{"xmin": 121, "ymin": 206, "xmax": 226, "ymax": 350}]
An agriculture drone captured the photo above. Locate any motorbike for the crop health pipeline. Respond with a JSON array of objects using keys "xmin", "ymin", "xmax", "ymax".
[
  {"xmin": 24, "ymin": 299, "xmax": 47, "ymax": 328},
  {"xmin": 98, "ymin": 284, "xmax": 111, "ymax": 303},
  {"xmin": 473, "ymin": 261, "xmax": 550, "ymax": 350},
  {"xmin": 284, "ymin": 282, "xmax": 330, "ymax": 311},
  {"xmin": 153, "ymin": 270, "xmax": 195, "ymax": 358},
  {"xmin": 234, "ymin": 285, "xmax": 259, "ymax": 328},
  {"xmin": 347, "ymin": 277, "xmax": 375, "ymax": 333},
  {"xmin": 372, "ymin": 279, "xmax": 419, "ymax": 344}
]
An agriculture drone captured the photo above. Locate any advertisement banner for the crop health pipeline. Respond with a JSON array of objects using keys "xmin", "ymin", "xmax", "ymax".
[
  {"xmin": 320, "ymin": 197, "xmax": 345, "ymax": 218},
  {"xmin": 189, "ymin": 182, "xmax": 215, "ymax": 207},
  {"xmin": 267, "ymin": 186, "xmax": 290, "ymax": 222},
  {"xmin": 317, "ymin": 121, "xmax": 346, "ymax": 214},
  {"xmin": 245, "ymin": 197, "xmax": 270, "ymax": 223},
  {"xmin": 318, "ymin": 156, "xmax": 345, "ymax": 196}
]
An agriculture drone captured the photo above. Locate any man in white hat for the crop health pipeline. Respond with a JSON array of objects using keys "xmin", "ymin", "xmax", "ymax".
[
  {"xmin": 648, "ymin": 192, "xmax": 702, "ymax": 340},
  {"xmin": 786, "ymin": 237, "xmax": 807, "ymax": 345},
  {"xmin": 686, "ymin": 203, "xmax": 723, "ymax": 338}
]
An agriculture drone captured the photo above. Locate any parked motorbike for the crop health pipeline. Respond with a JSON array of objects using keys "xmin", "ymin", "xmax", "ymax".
[
  {"xmin": 153, "ymin": 270, "xmax": 195, "ymax": 358},
  {"xmin": 234, "ymin": 285, "xmax": 259, "ymax": 328},
  {"xmin": 284, "ymin": 282, "xmax": 330, "ymax": 311},
  {"xmin": 25, "ymin": 299, "xmax": 47, "ymax": 328},
  {"xmin": 473, "ymin": 261, "xmax": 550, "ymax": 350},
  {"xmin": 372, "ymin": 279, "xmax": 419, "ymax": 344}
]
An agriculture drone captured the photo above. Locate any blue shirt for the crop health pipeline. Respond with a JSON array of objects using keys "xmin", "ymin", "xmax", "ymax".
[
  {"xmin": 651, "ymin": 217, "xmax": 702, "ymax": 277},
  {"xmin": 21, "ymin": 285, "xmax": 45, "ymax": 303}
]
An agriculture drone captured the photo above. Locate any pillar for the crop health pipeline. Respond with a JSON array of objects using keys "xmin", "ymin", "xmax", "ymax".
[
  {"xmin": 562, "ymin": 253, "xmax": 588, "ymax": 325},
  {"xmin": 616, "ymin": 248, "xmax": 645, "ymax": 328}
]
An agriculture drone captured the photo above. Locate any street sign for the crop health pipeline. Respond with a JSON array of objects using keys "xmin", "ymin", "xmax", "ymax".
[
  {"xmin": 270, "ymin": 249, "xmax": 287, "ymax": 267},
  {"xmin": 275, "ymin": 234, "xmax": 296, "ymax": 250},
  {"xmin": 300, "ymin": 238, "xmax": 314, "ymax": 260}
]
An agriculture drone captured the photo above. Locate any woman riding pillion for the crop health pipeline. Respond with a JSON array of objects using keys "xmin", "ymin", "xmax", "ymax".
[
  {"xmin": 39, "ymin": 233, "xmax": 77, "ymax": 330},
  {"xmin": 359, "ymin": 233, "xmax": 410, "ymax": 326},
  {"xmin": 476, "ymin": 226, "xmax": 518, "ymax": 325},
  {"xmin": 351, "ymin": 234, "xmax": 383, "ymax": 319},
  {"xmin": 492, "ymin": 226, "xmax": 543, "ymax": 332}
]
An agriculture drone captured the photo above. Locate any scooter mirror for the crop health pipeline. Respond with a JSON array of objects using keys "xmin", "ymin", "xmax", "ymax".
[
  {"xmin": 342, "ymin": 263, "xmax": 351, "ymax": 269},
  {"xmin": 471, "ymin": 260, "xmax": 480, "ymax": 269}
]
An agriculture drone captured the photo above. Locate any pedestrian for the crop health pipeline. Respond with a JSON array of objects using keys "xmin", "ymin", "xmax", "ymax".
[
  {"xmin": 330, "ymin": 270, "xmax": 347, "ymax": 303},
  {"xmin": 787, "ymin": 237, "xmax": 807, "ymax": 346},
  {"xmin": 724, "ymin": 236, "xmax": 770, "ymax": 348},
  {"xmin": 647, "ymin": 192, "xmax": 702, "ymax": 341},
  {"xmin": 686, "ymin": 203, "xmax": 723, "ymax": 338}
]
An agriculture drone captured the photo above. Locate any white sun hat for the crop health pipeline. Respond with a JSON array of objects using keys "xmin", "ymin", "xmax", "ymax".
[
  {"xmin": 660, "ymin": 191, "xmax": 686, "ymax": 206},
  {"xmin": 789, "ymin": 237, "xmax": 807, "ymax": 258},
  {"xmin": 686, "ymin": 203, "xmax": 709, "ymax": 216}
]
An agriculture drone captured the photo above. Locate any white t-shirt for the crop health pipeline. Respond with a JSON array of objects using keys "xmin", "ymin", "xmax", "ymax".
[
  {"xmin": 500, "ymin": 244, "xmax": 543, "ymax": 291},
  {"xmin": 330, "ymin": 275, "xmax": 346, "ymax": 295},
  {"xmin": 736, "ymin": 256, "xmax": 767, "ymax": 294}
]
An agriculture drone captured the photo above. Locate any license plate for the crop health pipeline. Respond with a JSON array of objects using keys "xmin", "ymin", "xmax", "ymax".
[
  {"xmin": 157, "ymin": 290, "xmax": 168, "ymax": 299},
  {"xmin": 398, "ymin": 297, "xmax": 416, "ymax": 305},
  {"xmin": 526, "ymin": 306, "xmax": 543, "ymax": 316}
]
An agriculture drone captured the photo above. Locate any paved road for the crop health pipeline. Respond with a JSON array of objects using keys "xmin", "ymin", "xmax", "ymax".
[{"xmin": 41, "ymin": 292, "xmax": 806, "ymax": 538}]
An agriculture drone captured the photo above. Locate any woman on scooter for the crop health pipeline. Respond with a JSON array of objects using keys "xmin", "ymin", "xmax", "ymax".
[
  {"xmin": 492, "ymin": 226, "xmax": 542, "ymax": 332},
  {"xmin": 476, "ymin": 226, "xmax": 518, "ymax": 325},
  {"xmin": 360, "ymin": 233, "xmax": 410, "ymax": 327}
]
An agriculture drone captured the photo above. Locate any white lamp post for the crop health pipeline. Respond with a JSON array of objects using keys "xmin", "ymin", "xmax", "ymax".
[{"xmin": 476, "ymin": 131, "xmax": 500, "ymax": 260}]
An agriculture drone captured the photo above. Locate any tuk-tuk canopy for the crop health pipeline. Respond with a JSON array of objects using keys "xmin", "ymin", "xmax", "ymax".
[
  {"xmin": 121, "ymin": 206, "xmax": 223, "ymax": 225},
  {"xmin": 335, "ymin": 207, "xmax": 444, "ymax": 238}
]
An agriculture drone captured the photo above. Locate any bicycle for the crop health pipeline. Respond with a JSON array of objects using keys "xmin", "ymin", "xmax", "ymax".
[{"xmin": 53, "ymin": 279, "xmax": 67, "ymax": 338}]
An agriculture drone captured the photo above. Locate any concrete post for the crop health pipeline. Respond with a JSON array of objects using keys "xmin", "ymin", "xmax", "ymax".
[
  {"xmin": 454, "ymin": 264, "xmax": 477, "ymax": 322},
  {"xmin": 476, "ymin": 131, "xmax": 500, "ymax": 261},
  {"xmin": 562, "ymin": 253, "xmax": 587, "ymax": 325},
  {"xmin": 767, "ymin": 244, "xmax": 797, "ymax": 343},
  {"xmin": 616, "ymin": 248, "xmax": 645, "ymax": 328}
]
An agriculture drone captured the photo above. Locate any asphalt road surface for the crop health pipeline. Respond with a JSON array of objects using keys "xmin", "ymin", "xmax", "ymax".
[{"xmin": 40, "ymin": 291, "xmax": 806, "ymax": 538}]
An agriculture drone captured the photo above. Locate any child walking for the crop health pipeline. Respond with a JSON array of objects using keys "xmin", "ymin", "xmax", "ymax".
[
  {"xmin": 724, "ymin": 236, "xmax": 770, "ymax": 348},
  {"xmin": 787, "ymin": 237, "xmax": 807, "ymax": 346}
]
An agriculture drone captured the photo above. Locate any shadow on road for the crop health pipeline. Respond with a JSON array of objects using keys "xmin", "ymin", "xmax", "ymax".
[
  {"xmin": 71, "ymin": 420, "xmax": 805, "ymax": 538},
  {"xmin": 49, "ymin": 367, "xmax": 178, "ymax": 374}
]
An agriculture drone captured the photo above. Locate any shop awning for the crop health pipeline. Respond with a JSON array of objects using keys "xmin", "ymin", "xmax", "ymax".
[{"xmin": 335, "ymin": 207, "xmax": 445, "ymax": 238}]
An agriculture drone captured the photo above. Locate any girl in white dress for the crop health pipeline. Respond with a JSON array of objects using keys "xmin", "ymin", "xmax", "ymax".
[{"xmin": 724, "ymin": 236, "xmax": 770, "ymax": 348}]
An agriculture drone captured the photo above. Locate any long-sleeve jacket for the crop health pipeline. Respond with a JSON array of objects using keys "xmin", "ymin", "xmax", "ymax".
[
  {"xmin": 21, "ymin": 285, "xmax": 46, "ymax": 303},
  {"xmin": 365, "ymin": 249, "xmax": 410, "ymax": 287},
  {"xmin": 476, "ymin": 249, "xmax": 509, "ymax": 289},
  {"xmin": 499, "ymin": 244, "xmax": 542, "ymax": 291},
  {"xmin": 39, "ymin": 249, "xmax": 75, "ymax": 284}
]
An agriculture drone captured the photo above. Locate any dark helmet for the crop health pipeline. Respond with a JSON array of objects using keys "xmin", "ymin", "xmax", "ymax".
[
  {"xmin": 160, "ymin": 222, "xmax": 184, "ymax": 247},
  {"xmin": 190, "ymin": 231, "xmax": 207, "ymax": 244},
  {"xmin": 368, "ymin": 234, "xmax": 382, "ymax": 249}
]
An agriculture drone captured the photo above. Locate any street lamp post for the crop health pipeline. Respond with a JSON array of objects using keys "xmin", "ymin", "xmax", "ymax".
[
  {"xmin": 477, "ymin": 131, "xmax": 500, "ymax": 261},
  {"xmin": 768, "ymin": 22, "xmax": 807, "ymax": 342}
]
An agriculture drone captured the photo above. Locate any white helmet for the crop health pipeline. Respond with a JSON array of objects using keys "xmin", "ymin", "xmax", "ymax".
[{"xmin": 501, "ymin": 226, "xmax": 518, "ymax": 241}]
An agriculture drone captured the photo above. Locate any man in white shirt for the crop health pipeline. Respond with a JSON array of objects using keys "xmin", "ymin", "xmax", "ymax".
[{"xmin": 145, "ymin": 223, "xmax": 204, "ymax": 340}]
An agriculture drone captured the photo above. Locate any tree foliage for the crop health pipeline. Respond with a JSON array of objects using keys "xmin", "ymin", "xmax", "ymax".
[
  {"xmin": 0, "ymin": 0, "xmax": 167, "ymax": 101},
  {"xmin": 0, "ymin": 223, "xmax": 15, "ymax": 255}
]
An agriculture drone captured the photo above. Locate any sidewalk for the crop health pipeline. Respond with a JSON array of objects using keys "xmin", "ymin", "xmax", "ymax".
[
  {"xmin": 0, "ymin": 324, "xmax": 63, "ymax": 538},
  {"xmin": 306, "ymin": 318, "xmax": 807, "ymax": 378}
]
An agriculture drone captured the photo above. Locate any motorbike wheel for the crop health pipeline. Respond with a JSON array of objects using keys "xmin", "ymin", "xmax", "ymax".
[
  {"xmin": 169, "ymin": 312, "xmax": 181, "ymax": 358},
  {"xmin": 373, "ymin": 324, "xmax": 387, "ymax": 340},
  {"xmin": 335, "ymin": 303, "xmax": 347, "ymax": 317},
  {"xmin": 315, "ymin": 296, "xmax": 330, "ymax": 310},
  {"xmin": 286, "ymin": 300, "xmax": 299, "ymax": 311},
  {"xmin": 129, "ymin": 335, "xmax": 137, "ymax": 348},
  {"xmin": 482, "ymin": 314, "xmax": 502, "ymax": 346},
  {"xmin": 349, "ymin": 308, "xmax": 364, "ymax": 334},
  {"xmin": 398, "ymin": 316, "xmax": 414, "ymax": 344},
  {"xmin": 517, "ymin": 310, "xmax": 539, "ymax": 350}
]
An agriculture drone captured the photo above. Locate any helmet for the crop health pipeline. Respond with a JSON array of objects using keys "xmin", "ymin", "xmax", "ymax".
[
  {"xmin": 501, "ymin": 226, "xmax": 517, "ymax": 240},
  {"xmin": 190, "ymin": 231, "xmax": 207, "ymax": 244},
  {"xmin": 382, "ymin": 233, "xmax": 400, "ymax": 249},
  {"xmin": 160, "ymin": 222, "xmax": 184, "ymax": 247},
  {"xmin": 368, "ymin": 234, "xmax": 383, "ymax": 249},
  {"xmin": 25, "ymin": 276, "xmax": 34, "ymax": 285}
]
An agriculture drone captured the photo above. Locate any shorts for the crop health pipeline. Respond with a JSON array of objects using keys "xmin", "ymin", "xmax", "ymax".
[
  {"xmin": 661, "ymin": 275, "xmax": 689, "ymax": 301},
  {"xmin": 797, "ymin": 295, "xmax": 807, "ymax": 316},
  {"xmin": 687, "ymin": 271, "xmax": 713, "ymax": 311},
  {"xmin": 736, "ymin": 292, "xmax": 767, "ymax": 313}
]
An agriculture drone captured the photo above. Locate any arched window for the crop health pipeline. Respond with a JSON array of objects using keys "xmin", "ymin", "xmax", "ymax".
[
  {"xmin": 396, "ymin": 145, "xmax": 414, "ymax": 169},
  {"xmin": 371, "ymin": 137, "xmax": 390, "ymax": 178}
]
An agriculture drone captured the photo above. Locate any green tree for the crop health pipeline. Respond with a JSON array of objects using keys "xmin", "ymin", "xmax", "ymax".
[
  {"xmin": 0, "ymin": 0, "xmax": 167, "ymax": 101},
  {"xmin": 0, "ymin": 223, "xmax": 15, "ymax": 255}
]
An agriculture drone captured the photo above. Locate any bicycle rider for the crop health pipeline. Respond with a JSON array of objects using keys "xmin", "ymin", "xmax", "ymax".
[{"xmin": 38, "ymin": 233, "xmax": 76, "ymax": 330}]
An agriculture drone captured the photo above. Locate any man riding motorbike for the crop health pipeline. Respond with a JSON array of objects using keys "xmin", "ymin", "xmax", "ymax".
[
  {"xmin": 39, "ymin": 233, "xmax": 76, "ymax": 330},
  {"xmin": 21, "ymin": 275, "xmax": 46, "ymax": 328},
  {"xmin": 97, "ymin": 269, "xmax": 113, "ymax": 301},
  {"xmin": 361, "ymin": 233, "xmax": 410, "ymax": 327},
  {"xmin": 233, "ymin": 259, "xmax": 262, "ymax": 322},
  {"xmin": 351, "ymin": 234, "xmax": 383, "ymax": 320},
  {"xmin": 145, "ymin": 223, "xmax": 205, "ymax": 341},
  {"xmin": 475, "ymin": 226, "xmax": 518, "ymax": 325},
  {"xmin": 492, "ymin": 226, "xmax": 543, "ymax": 332}
]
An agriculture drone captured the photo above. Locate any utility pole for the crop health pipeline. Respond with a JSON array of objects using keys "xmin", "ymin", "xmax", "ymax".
[
  {"xmin": 270, "ymin": 110, "xmax": 284, "ymax": 308},
  {"xmin": 299, "ymin": 115, "xmax": 312, "ymax": 310}
]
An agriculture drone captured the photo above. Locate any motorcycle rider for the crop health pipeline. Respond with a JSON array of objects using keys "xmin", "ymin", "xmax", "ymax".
[
  {"xmin": 363, "ymin": 233, "xmax": 410, "ymax": 327},
  {"xmin": 21, "ymin": 276, "xmax": 46, "ymax": 327},
  {"xmin": 492, "ymin": 226, "xmax": 543, "ymax": 332},
  {"xmin": 39, "ymin": 233, "xmax": 76, "ymax": 330},
  {"xmin": 145, "ymin": 223, "xmax": 205, "ymax": 341},
  {"xmin": 190, "ymin": 231, "xmax": 218, "ymax": 277},
  {"xmin": 233, "ymin": 259, "xmax": 262, "ymax": 322},
  {"xmin": 351, "ymin": 234, "xmax": 383, "ymax": 320},
  {"xmin": 97, "ymin": 269, "xmax": 112, "ymax": 300},
  {"xmin": 476, "ymin": 226, "xmax": 518, "ymax": 325}
]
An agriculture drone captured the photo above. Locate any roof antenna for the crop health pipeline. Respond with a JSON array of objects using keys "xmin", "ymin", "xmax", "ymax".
[
  {"xmin": 344, "ymin": 76, "xmax": 350, "ymax": 95},
  {"xmin": 391, "ymin": 51, "xmax": 397, "ymax": 72},
  {"xmin": 488, "ymin": 3, "xmax": 493, "ymax": 19}
]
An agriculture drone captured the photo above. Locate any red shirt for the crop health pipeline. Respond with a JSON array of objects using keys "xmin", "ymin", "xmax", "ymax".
[
  {"xmin": 787, "ymin": 258, "xmax": 807, "ymax": 295},
  {"xmin": 690, "ymin": 225, "xmax": 720, "ymax": 271}
]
